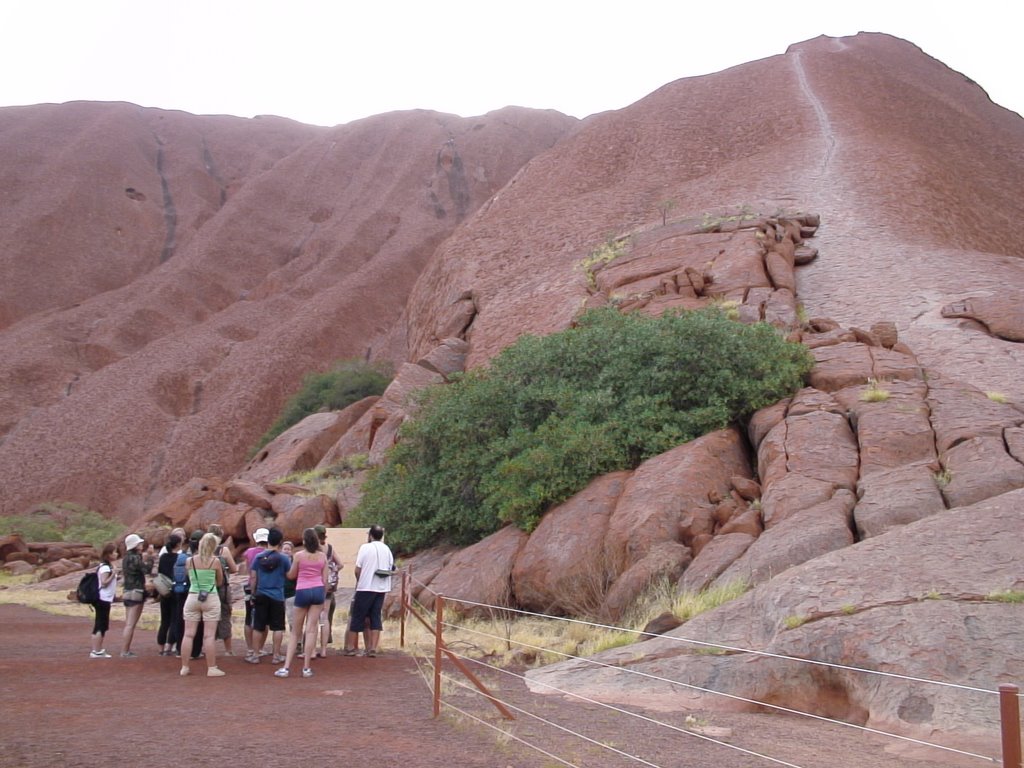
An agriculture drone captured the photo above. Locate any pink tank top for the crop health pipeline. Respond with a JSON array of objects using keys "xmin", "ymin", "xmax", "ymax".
[{"xmin": 295, "ymin": 553, "xmax": 325, "ymax": 590}]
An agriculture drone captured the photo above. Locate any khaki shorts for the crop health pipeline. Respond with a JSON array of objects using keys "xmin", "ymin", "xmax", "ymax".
[{"xmin": 183, "ymin": 592, "xmax": 221, "ymax": 623}]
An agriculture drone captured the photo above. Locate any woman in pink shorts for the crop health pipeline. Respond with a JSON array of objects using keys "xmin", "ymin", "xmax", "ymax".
[{"xmin": 275, "ymin": 528, "xmax": 327, "ymax": 679}]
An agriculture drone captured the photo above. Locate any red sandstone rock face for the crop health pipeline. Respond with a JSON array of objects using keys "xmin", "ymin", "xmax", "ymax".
[{"xmin": 0, "ymin": 104, "xmax": 576, "ymax": 519}]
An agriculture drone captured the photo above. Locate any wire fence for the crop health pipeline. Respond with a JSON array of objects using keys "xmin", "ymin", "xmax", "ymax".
[{"xmin": 393, "ymin": 571, "xmax": 1021, "ymax": 768}]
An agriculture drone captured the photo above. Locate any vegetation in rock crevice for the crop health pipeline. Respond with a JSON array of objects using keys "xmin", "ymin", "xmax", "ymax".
[
  {"xmin": 251, "ymin": 358, "xmax": 392, "ymax": 455},
  {"xmin": 354, "ymin": 307, "xmax": 814, "ymax": 552}
]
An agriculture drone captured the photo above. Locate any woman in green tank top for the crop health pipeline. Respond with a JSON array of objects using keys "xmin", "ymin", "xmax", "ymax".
[{"xmin": 180, "ymin": 532, "xmax": 226, "ymax": 678}]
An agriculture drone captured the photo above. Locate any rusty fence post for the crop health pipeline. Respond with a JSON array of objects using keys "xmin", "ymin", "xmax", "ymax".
[
  {"xmin": 399, "ymin": 569, "xmax": 408, "ymax": 649},
  {"xmin": 433, "ymin": 594, "xmax": 444, "ymax": 718},
  {"xmin": 1001, "ymin": 685, "xmax": 1022, "ymax": 768}
]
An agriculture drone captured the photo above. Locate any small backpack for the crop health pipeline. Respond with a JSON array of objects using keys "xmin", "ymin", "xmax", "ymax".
[
  {"xmin": 326, "ymin": 544, "xmax": 339, "ymax": 594},
  {"xmin": 172, "ymin": 552, "xmax": 189, "ymax": 594},
  {"xmin": 258, "ymin": 550, "xmax": 280, "ymax": 572},
  {"xmin": 76, "ymin": 566, "xmax": 101, "ymax": 605}
]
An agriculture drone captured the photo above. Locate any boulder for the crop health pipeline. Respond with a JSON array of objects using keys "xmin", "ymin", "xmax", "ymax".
[
  {"xmin": 239, "ymin": 409, "xmax": 364, "ymax": 485},
  {"xmin": 600, "ymin": 541, "xmax": 692, "ymax": 622},
  {"xmin": 38, "ymin": 558, "xmax": 83, "ymax": 581},
  {"xmin": 512, "ymin": 472, "xmax": 629, "ymax": 616},
  {"xmin": 2, "ymin": 560, "xmax": 35, "ymax": 576},
  {"xmin": 416, "ymin": 337, "xmax": 471, "ymax": 379},
  {"xmin": 604, "ymin": 429, "xmax": 750, "ymax": 573},
  {"xmin": 730, "ymin": 476, "xmax": 761, "ymax": 501},
  {"xmin": 185, "ymin": 500, "xmax": 249, "ymax": 541},
  {"xmin": 0, "ymin": 534, "xmax": 28, "ymax": 561},
  {"xmin": 940, "ymin": 292, "xmax": 1024, "ymax": 342},
  {"xmin": 834, "ymin": 379, "xmax": 936, "ymax": 477},
  {"xmin": 678, "ymin": 532, "xmax": 755, "ymax": 593},
  {"xmin": 940, "ymin": 435, "xmax": 1024, "ymax": 508},
  {"xmin": 854, "ymin": 462, "xmax": 947, "ymax": 539},
  {"xmin": 269, "ymin": 494, "xmax": 340, "ymax": 541},
  {"xmin": 716, "ymin": 489, "xmax": 855, "ymax": 588},
  {"xmin": 809, "ymin": 343, "xmax": 921, "ymax": 393},
  {"xmin": 717, "ymin": 506, "xmax": 763, "ymax": 538},
  {"xmin": 642, "ymin": 612, "xmax": 683, "ymax": 637},
  {"xmin": 420, "ymin": 526, "xmax": 529, "ymax": 615},
  {"xmin": 760, "ymin": 474, "xmax": 838, "ymax": 529},
  {"xmin": 5, "ymin": 551, "xmax": 40, "ymax": 565},
  {"xmin": 223, "ymin": 480, "xmax": 274, "ymax": 510},
  {"xmin": 926, "ymin": 377, "xmax": 1023, "ymax": 454},
  {"xmin": 746, "ymin": 399, "xmax": 789, "ymax": 451},
  {"xmin": 383, "ymin": 545, "xmax": 456, "ymax": 618},
  {"xmin": 134, "ymin": 477, "xmax": 226, "ymax": 528},
  {"xmin": 528, "ymin": 490, "xmax": 1024, "ymax": 753}
]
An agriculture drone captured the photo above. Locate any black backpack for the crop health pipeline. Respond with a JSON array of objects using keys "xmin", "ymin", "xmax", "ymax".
[
  {"xmin": 76, "ymin": 567, "xmax": 101, "ymax": 605},
  {"xmin": 258, "ymin": 550, "xmax": 280, "ymax": 572}
]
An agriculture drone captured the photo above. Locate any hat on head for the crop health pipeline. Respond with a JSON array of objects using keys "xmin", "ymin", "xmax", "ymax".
[
  {"xmin": 313, "ymin": 524, "xmax": 326, "ymax": 537},
  {"xmin": 189, "ymin": 530, "xmax": 203, "ymax": 542},
  {"xmin": 253, "ymin": 527, "xmax": 270, "ymax": 543},
  {"xmin": 124, "ymin": 534, "xmax": 144, "ymax": 551}
]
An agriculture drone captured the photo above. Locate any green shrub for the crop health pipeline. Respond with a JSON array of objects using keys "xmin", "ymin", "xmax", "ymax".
[
  {"xmin": 253, "ymin": 359, "xmax": 391, "ymax": 453},
  {"xmin": 354, "ymin": 307, "xmax": 813, "ymax": 551},
  {"xmin": 0, "ymin": 503, "xmax": 124, "ymax": 547}
]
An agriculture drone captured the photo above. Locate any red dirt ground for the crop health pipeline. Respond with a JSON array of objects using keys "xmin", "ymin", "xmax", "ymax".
[{"xmin": 0, "ymin": 604, "xmax": 968, "ymax": 768}]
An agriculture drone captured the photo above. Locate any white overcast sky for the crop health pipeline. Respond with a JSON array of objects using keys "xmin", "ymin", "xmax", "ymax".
[{"xmin": 2, "ymin": 0, "xmax": 1022, "ymax": 126}]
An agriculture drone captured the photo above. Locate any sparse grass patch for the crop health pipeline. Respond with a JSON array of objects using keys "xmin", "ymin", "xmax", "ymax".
[
  {"xmin": 626, "ymin": 577, "xmax": 748, "ymax": 631},
  {"xmin": 578, "ymin": 236, "xmax": 629, "ymax": 288},
  {"xmin": 859, "ymin": 378, "xmax": 891, "ymax": 403},
  {"xmin": 987, "ymin": 589, "xmax": 1024, "ymax": 603},
  {"xmin": 985, "ymin": 391, "xmax": 1009, "ymax": 404},
  {"xmin": 922, "ymin": 589, "xmax": 943, "ymax": 601},
  {"xmin": 277, "ymin": 453, "xmax": 369, "ymax": 497},
  {"xmin": 934, "ymin": 468, "xmax": 953, "ymax": 488},
  {"xmin": 840, "ymin": 604, "xmax": 857, "ymax": 615},
  {"xmin": 783, "ymin": 614, "xmax": 809, "ymax": 629}
]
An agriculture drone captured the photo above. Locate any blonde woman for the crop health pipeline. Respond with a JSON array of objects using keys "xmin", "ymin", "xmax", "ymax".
[
  {"xmin": 180, "ymin": 533, "xmax": 226, "ymax": 677},
  {"xmin": 275, "ymin": 528, "xmax": 327, "ymax": 678}
]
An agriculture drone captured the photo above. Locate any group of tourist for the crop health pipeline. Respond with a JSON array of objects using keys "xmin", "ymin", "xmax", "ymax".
[{"xmin": 86, "ymin": 523, "xmax": 395, "ymax": 680}]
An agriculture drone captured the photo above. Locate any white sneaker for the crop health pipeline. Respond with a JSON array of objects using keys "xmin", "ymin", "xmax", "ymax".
[{"xmin": 89, "ymin": 650, "xmax": 112, "ymax": 658}]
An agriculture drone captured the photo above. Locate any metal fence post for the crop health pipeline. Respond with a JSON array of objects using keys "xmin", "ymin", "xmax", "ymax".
[
  {"xmin": 433, "ymin": 594, "xmax": 444, "ymax": 718},
  {"xmin": 1001, "ymin": 684, "xmax": 1022, "ymax": 768},
  {"xmin": 399, "ymin": 569, "xmax": 408, "ymax": 649}
]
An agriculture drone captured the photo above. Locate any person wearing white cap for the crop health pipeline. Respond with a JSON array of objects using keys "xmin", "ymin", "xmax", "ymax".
[
  {"xmin": 243, "ymin": 528, "xmax": 270, "ymax": 661},
  {"xmin": 119, "ymin": 533, "xmax": 150, "ymax": 658}
]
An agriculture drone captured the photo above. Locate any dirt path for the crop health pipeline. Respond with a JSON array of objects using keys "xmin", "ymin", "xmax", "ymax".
[
  {"xmin": 0, "ymin": 604, "xmax": 542, "ymax": 768},
  {"xmin": 0, "ymin": 603, "xmax": 970, "ymax": 768}
]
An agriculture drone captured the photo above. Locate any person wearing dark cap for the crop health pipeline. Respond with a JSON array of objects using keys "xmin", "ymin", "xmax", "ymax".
[{"xmin": 250, "ymin": 528, "xmax": 290, "ymax": 665}]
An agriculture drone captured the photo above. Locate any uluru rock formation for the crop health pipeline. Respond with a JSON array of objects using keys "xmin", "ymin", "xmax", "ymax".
[
  {"xmin": 3, "ymin": 30, "xmax": 1023, "ymax": 754},
  {"xmin": 0, "ymin": 103, "xmax": 576, "ymax": 519}
]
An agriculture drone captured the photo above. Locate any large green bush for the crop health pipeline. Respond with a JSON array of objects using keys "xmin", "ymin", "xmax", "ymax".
[
  {"xmin": 354, "ymin": 308, "xmax": 813, "ymax": 552},
  {"xmin": 253, "ymin": 358, "xmax": 392, "ymax": 453}
]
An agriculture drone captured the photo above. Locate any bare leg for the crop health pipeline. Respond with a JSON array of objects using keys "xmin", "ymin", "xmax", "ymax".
[
  {"xmin": 181, "ymin": 620, "xmax": 197, "ymax": 673},
  {"xmin": 203, "ymin": 617, "xmax": 218, "ymax": 671},
  {"xmin": 283, "ymin": 605, "xmax": 308, "ymax": 672},
  {"xmin": 305, "ymin": 604, "xmax": 322, "ymax": 669},
  {"xmin": 121, "ymin": 603, "xmax": 143, "ymax": 654}
]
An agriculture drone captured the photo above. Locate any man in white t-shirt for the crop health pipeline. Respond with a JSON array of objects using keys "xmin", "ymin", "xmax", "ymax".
[{"xmin": 343, "ymin": 525, "xmax": 394, "ymax": 657}]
